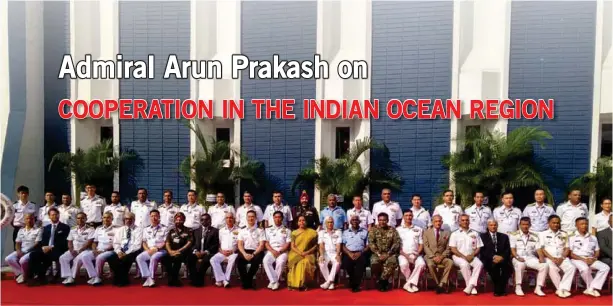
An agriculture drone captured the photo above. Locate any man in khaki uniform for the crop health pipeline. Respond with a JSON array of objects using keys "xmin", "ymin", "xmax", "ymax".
[{"xmin": 423, "ymin": 215, "xmax": 453, "ymax": 294}]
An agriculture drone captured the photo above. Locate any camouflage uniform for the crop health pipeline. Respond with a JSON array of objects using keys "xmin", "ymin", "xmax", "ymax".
[{"xmin": 368, "ymin": 226, "xmax": 401, "ymax": 280}]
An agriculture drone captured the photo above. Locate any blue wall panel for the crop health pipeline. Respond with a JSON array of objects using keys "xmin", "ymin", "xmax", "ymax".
[
  {"xmin": 508, "ymin": 1, "xmax": 596, "ymax": 203},
  {"xmin": 119, "ymin": 1, "xmax": 191, "ymax": 203},
  {"xmin": 371, "ymin": 1, "xmax": 453, "ymax": 209},
  {"xmin": 241, "ymin": 1, "xmax": 316, "ymax": 205}
]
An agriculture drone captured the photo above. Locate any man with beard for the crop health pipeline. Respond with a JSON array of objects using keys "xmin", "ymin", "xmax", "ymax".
[
  {"xmin": 291, "ymin": 191, "xmax": 319, "ymax": 230},
  {"xmin": 164, "ymin": 212, "xmax": 193, "ymax": 287}
]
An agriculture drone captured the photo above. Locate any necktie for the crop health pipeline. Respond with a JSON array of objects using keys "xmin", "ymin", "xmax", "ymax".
[
  {"xmin": 49, "ymin": 224, "xmax": 56, "ymax": 246},
  {"xmin": 201, "ymin": 227, "xmax": 208, "ymax": 252},
  {"xmin": 122, "ymin": 227, "xmax": 132, "ymax": 252},
  {"xmin": 435, "ymin": 229, "xmax": 439, "ymax": 242},
  {"xmin": 492, "ymin": 233, "xmax": 497, "ymax": 252}
]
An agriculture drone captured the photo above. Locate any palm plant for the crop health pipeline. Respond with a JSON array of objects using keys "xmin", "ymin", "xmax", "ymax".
[
  {"xmin": 442, "ymin": 126, "xmax": 555, "ymax": 208},
  {"xmin": 49, "ymin": 139, "xmax": 141, "ymax": 206},
  {"xmin": 179, "ymin": 121, "xmax": 263, "ymax": 206},
  {"xmin": 570, "ymin": 155, "xmax": 612, "ymax": 210},
  {"xmin": 291, "ymin": 137, "xmax": 403, "ymax": 210}
]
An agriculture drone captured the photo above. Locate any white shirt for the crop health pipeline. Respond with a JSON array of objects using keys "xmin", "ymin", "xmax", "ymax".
[
  {"xmin": 15, "ymin": 227, "xmax": 43, "ymax": 253},
  {"xmin": 93, "ymin": 224, "xmax": 117, "ymax": 251},
  {"xmin": 207, "ymin": 203, "xmax": 236, "ymax": 229},
  {"xmin": 346, "ymin": 207, "xmax": 372, "ymax": 230},
  {"xmin": 104, "ymin": 203, "xmax": 129, "ymax": 227},
  {"xmin": 180, "ymin": 203, "xmax": 206, "ymax": 228},
  {"xmin": 371, "ymin": 201, "xmax": 403, "ymax": 227},
  {"xmin": 142, "ymin": 223, "xmax": 168, "ymax": 249},
  {"xmin": 81, "ymin": 195, "xmax": 105, "ymax": 223},
  {"xmin": 464, "ymin": 204, "xmax": 492, "ymax": 233},
  {"xmin": 113, "ymin": 225, "xmax": 143, "ymax": 255},
  {"xmin": 509, "ymin": 230, "xmax": 540, "ymax": 258},
  {"xmin": 265, "ymin": 224, "xmax": 291, "ymax": 251},
  {"xmin": 236, "ymin": 204, "xmax": 264, "ymax": 228},
  {"xmin": 263, "ymin": 203, "xmax": 293, "ymax": 227},
  {"xmin": 219, "ymin": 225, "xmax": 240, "ymax": 251},
  {"xmin": 522, "ymin": 203, "xmax": 555, "ymax": 232},
  {"xmin": 410, "ymin": 206, "xmax": 431, "ymax": 229},
  {"xmin": 555, "ymin": 201, "xmax": 588, "ymax": 232},
  {"xmin": 38, "ymin": 203, "xmax": 57, "ymax": 227},
  {"xmin": 397, "ymin": 223, "xmax": 423, "ymax": 254},
  {"xmin": 433, "ymin": 203, "xmax": 463, "ymax": 232},
  {"xmin": 569, "ymin": 232, "xmax": 600, "ymax": 257},
  {"xmin": 67, "ymin": 225, "xmax": 95, "ymax": 250},
  {"xmin": 58, "ymin": 204, "xmax": 81, "ymax": 227},
  {"xmin": 131, "ymin": 200, "xmax": 157, "ymax": 228},
  {"xmin": 594, "ymin": 211, "xmax": 611, "ymax": 232},
  {"xmin": 493, "ymin": 206, "xmax": 522, "ymax": 234},
  {"xmin": 12, "ymin": 201, "xmax": 37, "ymax": 227},
  {"xmin": 158, "ymin": 203, "xmax": 180, "ymax": 227},
  {"xmin": 318, "ymin": 229, "xmax": 342, "ymax": 255},
  {"xmin": 538, "ymin": 229, "xmax": 569, "ymax": 258},
  {"xmin": 238, "ymin": 225, "xmax": 266, "ymax": 250},
  {"xmin": 449, "ymin": 228, "xmax": 483, "ymax": 256}
]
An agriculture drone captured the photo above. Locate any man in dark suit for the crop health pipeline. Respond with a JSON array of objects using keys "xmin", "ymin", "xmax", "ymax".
[
  {"xmin": 480, "ymin": 219, "xmax": 512, "ymax": 296},
  {"xmin": 188, "ymin": 213, "xmax": 219, "ymax": 287},
  {"xmin": 596, "ymin": 214, "xmax": 612, "ymax": 267},
  {"xmin": 423, "ymin": 215, "xmax": 454, "ymax": 294},
  {"xmin": 27, "ymin": 207, "xmax": 70, "ymax": 285}
]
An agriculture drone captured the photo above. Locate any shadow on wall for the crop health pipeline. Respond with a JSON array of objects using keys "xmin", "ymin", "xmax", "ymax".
[{"xmin": 368, "ymin": 144, "xmax": 405, "ymax": 209}]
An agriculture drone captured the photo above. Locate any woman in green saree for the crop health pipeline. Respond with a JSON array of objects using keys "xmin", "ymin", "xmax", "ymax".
[{"xmin": 287, "ymin": 215, "xmax": 318, "ymax": 291}]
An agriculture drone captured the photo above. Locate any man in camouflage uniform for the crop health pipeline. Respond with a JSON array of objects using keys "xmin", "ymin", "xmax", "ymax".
[{"xmin": 368, "ymin": 212, "xmax": 401, "ymax": 291}]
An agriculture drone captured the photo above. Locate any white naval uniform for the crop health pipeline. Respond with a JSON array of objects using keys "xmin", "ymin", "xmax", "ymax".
[
  {"xmin": 103, "ymin": 204, "xmax": 130, "ymax": 227},
  {"xmin": 158, "ymin": 203, "xmax": 180, "ymax": 227},
  {"xmin": 493, "ymin": 206, "xmax": 522, "ymax": 234},
  {"xmin": 38, "ymin": 204, "xmax": 57, "ymax": 227},
  {"xmin": 58, "ymin": 204, "xmax": 81, "ymax": 227},
  {"xmin": 509, "ymin": 230, "xmax": 548, "ymax": 287},
  {"xmin": 569, "ymin": 232, "xmax": 611, "ymax": 291},
  {"xmin": 555, "ymin": 201, "xmax": 588, "ymax": 232},
  {"xmin": 464, "ymin": 204, "xmax": 492, "ymax": 234},
  {"xmin": 12, "ymin": 201, "xmax": 37, "ymax": 227},
  {"xmin": 81, "ymin": 195, "xmax": 105, "ymax": 223},
  {"xmin": 210, "ymin": 225, "xmax": 240, "ymax": 283},
  {"xmin": 263, "ymin": 225, "xmax": 291, "ymax": 284},
  {"xmin": 81, "ymin": 224, "xmax": 117, "ymax": 276},
  {"xmin": 136, "ymin": 224, "xmax": 169, "ymax": 278},
  {"xmin": 432, "ymin": 203, "xmax": 463, "ymax": 232},
  {"xmin": 410, "ymin": 206, "xmax": 431, "ymax": 230},
  {"xmin": 538, "ymin": 229, "xmax": 576, "ymax": 291},
  {"xmin": 131, "ymin": 200, "xmax": 157, "ymax": 228},
  {"xmin": 593, "ymin": 211, "xmax": 611, "ymax": 232},
  {"xmin": 263, "ymin": 203, "xmax": 293, "ymax": 227},
  {"xmin": 346, "ymin": 207, "xmax": 372, "ymax": 230},
  {"xmin": 207, "ymin": 203, "xmax": 236, "ymax": 229},
  {"xmin": 5, "ymin": 227, "xmax": 42, "ymax": 276},
  {"xmin": 397, "ymin": 224, "xmax": 426, "ymax": 287},
  {"xmin": 371, "ymin": 201, "xmax": 403, "ymax": 227},
  {"xmin": 238, "ymin": 225, "xmax": 267, "ymax": 252},
  {"xmin": 449, "ymin": 228, "xmax": 484, "ymax": 289},
  {"xmin": 317, "ymin": 229, "xmax": 342, "ymax": 283},
  {"xmin": 59, "ymin": 225, "xmax": 96, "ymax": 279},
  {"xmin": 180, "ymin": 203, "xmax": 206, "ymax": 229},
  {"xmin": 236, "ymin": 204, "xmax": 264, "ymax": 228},
  {"xmin": 522, "ymin": 203, "xmax": 555, "ymax": 232}
]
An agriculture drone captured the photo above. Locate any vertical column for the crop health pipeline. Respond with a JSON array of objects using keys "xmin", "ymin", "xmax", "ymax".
[
  {"xmin": 314, "ymin": 0, "xmax": 372, "ymax": 210},
  {"xmin": 190, "ymin": 0, "xmax": 242, "ymax": 204}
]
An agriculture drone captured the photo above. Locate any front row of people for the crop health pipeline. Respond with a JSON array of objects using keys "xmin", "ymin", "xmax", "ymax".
[{"xmin": 5, "ymin": 207, "xmax": 612, "ymax": 298}]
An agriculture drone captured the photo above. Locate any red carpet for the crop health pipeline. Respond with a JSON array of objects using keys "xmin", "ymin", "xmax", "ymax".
[{"xmin": 1, "ymin": 280, "xmax": 611, "ymax": 305}]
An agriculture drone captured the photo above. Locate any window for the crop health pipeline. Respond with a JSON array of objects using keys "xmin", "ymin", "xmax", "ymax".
[
  {"xmin": 216, "ymin": 128, "xmax": 231, "ymax": 159},
  {"xmin": 602, "ymin": 124, "xmax": 612, "ymax": 157},
  {"xmin": 100, "ymin": 127, "xmax": 113, "ymax": 142},
  {"xmin": 465, "ymin": 125, "xmax": 481, "ymax": 135},
  {"xmin": 335, "ymin": 127, "xmax": 350, "ymax": 158}
]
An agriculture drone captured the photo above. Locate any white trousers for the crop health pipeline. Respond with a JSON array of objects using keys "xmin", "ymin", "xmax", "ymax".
[
  {"xmin": 59, "ymin": 250, "xmax": 96, "ymax": 279},
  {"xmin": 399, "ymin": 254, "xmax": 426, "ymax": 286},
  {"xmin": 210, "ymin": 252, "xmax": 238, "ymax": 282},
  {"xmin": 80, "ymin": 250, "xmax": 115, "ymax": 276},
  {"xmin": 318, "ymin": 253, "xmax": 340, "ymax": 283},
  {"xmin": 263, "ymin": 251, "xmax": 288, "ymax": 283},
  {"xmin": 512, "ymin": 257, "xmax": 548, "ymax": 287},
  {"xmin": 571, "ymin": 259, "xmax": 611, "ymax": 291},
  {"xmin": 136, "ymin": 250, "xmax": 167, "ymax": 278},
  {"xmin": 545, "ymin": 258, "xmax": 576, "ymax": 291},
  {"xmin": 452, "ymin": 255, "xmax": 483, "ymax": 287},
  {"xmin": 5, "ymin": 252, "xmax": 30, "ymax": 276}
]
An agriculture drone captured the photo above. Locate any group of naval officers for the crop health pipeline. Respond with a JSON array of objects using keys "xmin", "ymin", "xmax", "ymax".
[{"xmin": 5, "ymin": 184, "xmax": 613, "ymax": 298}]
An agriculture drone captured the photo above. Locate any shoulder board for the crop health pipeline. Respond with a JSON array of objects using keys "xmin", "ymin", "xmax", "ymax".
[
  {"xmin": 72, "ymin": 226, "xmax": 78, "ymax": 229},
  {"xmin": 86, "ymin": 225, "xmax": 94, "ymax": 229},
  {"xmin": 510, "ymin": 230, "xmax": 519, "ymax": 235},
  {"xmin": 526, "ymin": 203, "xmax": 535, "ymax": 207},
  {"xmin": 266, "ymin": 225, "xmax": 273, "ymax": 228},
  {"xmin": 240, "ymin": 226, "xmax": 246, "ymax": 229},
  {"xmin": 13, "ymin": 201, "xmax": 18, "ymax": 204},
  {"xmin": 30, "ymin": 201, "xmax": 36, "ymax": 204},
  {"xmin": 529, "ymin": 231, "xmax": 538, "ymax": 237},
  {"xmin": 546, "ymin": 204, "xmax": 553, "ymax": 207}
]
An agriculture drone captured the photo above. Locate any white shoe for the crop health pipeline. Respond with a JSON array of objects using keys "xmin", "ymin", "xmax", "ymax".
[
  {"xmin": 471, "ymin": 287, "xmax": 477, "ymax": 295},
  {"xmin": 267, "ymin": 282, "xmax": 274, "ymax": 289},
  {"xmin": 63, "ymin": 277, "xmax": 74, "ymax": 285},
  {"xmin": 563, "ymin": 290, "xmax": 571, "ymax": 298},
  {"xmin": 555, "ymin": 290, "xmax": 566, "ymax": 298},
  {"xmin": 328, "ymin": 283, "xmax": 335, "ymax": 290},
  {"xmin": 320, "ymin": 281, "xmax": 330, "ymax": 289},
  {"xmin": 91, "ymin": 276, "xmax": 102, "ymax": 285},
  {"xmin": 583, "ymin": 289, "xmax": 597, "ymax": 297},
  {"xmin": 410, "ymin": 284, "xmax": 419, "ymax": 293},
  {"xmin": 403, "ymin": 282, "xmax": 411, "ymax": 292},
  {"xmin": 271, "ymin": 282, "xmax": 279, "ymax": 290},
  {"xmin": 87, "ymin": 277, "xmax": 95, "ymax": 285},
  {"xmin": 515, "ymin": 286, "xmax": 524, "ymax": 296},
  {"xmin": 463, "ymin": 285, "xmax": 473, "ymax": 295},
  {"xmin": 15, "ymin": 274, "xmax": 24, "ymax": 284},
  {"xmin": 534, "ymin": 286, "xmax": 545, "ymax": 296},
  {"xmin": 223, "ymin": 280, "xmax": 230, "ymax": 287},
  {"xmin": 593, "ymin": 290, "xmax": 601, "ymax": 297},
  {"xmin": 215, "ymin": 282, "xmax": 223, "ymax": 287}
]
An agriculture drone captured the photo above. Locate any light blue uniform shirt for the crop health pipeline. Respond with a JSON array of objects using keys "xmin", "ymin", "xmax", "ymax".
[
  {"xmin": 342, "ymin": 227, "xmax": 368, "ymax": 252},
  {"xmin": 320, "ymin": 206, "xmax": 347, "ymax": 229}
]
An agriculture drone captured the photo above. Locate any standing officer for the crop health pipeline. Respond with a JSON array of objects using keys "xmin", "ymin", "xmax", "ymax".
[
  {"xmin": 397, "ymin": 210, "xmax": 426, "ymax": 293},
  {"xmin": 57, "ymin": 193, "xmax": 80, "ymax": 228},
  {"xmin": 263, "ymin": 211, "xmax": 291, "ymax": 290},
  {"xmin": 163, "ymin": 212, "xmax": 193, "ymax": 287},
  {"xmin": 38, "ymin": 192, "xmax": 57, "ymax": 227},
  {"xmin": 539, "ymin": 215, "xmax": 576, "ymax": 298},
  {"xmin": 449, "ymin": 214, "xmax": 484, "ymax": 295},
  {"xmin": 236, "ymin": 191, "xmax": 263, "ymax": 228},
  {"xmin": 210, "ymin": 212, "xmax": 240, "ymax": 287},
  {"xmin": 12, "ymin": 186, "xmax": 37, "ymax": 249},
  {"xmin": 80, "ymin": 184, "xmax": 105, "ymax": 228},
  {"xmin": 342, "ymin": 215, "xmax": 369, "ymax": 292},
  {"xmin": 59, "ymin": 212, "xmax": 96, "ymax": 285},
  {"xmin": 207, "ymin": 192, "xmax": 236, "ymax": 229},
  {"xmin": 569, "ymin": 217, "xmax": 610, "ymax": 297},
  {"xmin": 131, "ymin": 188, "xmax": 156, "ymax": 228},
  {"xmin": 180, "ymin": 190, "xmax": 206, "ymax": 229},
  {"xmin": 509, "ymin": 217, "xmax": 547, "ymax": 296},
  {"xmin": 236, "ymin": 210, "xmax": 267, "ymax": 289},
  {"xmin": 410, "ymin": 194, "xmax": 431, "ymax": 230},
  {"xmin": 556, "ymin": 189, "xmax": 588, "ymax": 232},
  {"xmin": 188, "ymin": 213, "xmax": 219, "ymax": 287},
  {"xmin": 85, "ymin": 211, "xmax": 116, "ymax": 285},
  {"xmin": 423, "ymin": 215, "xmax": 453, "ymax": 294},
  {"xmin": 107, "ymin": 212, "xmax": 143, "ymax": 287},
  {"xmin": 368, "ymin": 212, "xmax": 401, "ymax": 292},
  {"xmin": 493, "ymin": 192, "xmax": 522, "ymax": 235},
  {"xmin": 319, "ymin": 194, "xmax": 347, "ymax": 230},
  {"xmin": 522, "ymin": 189, "xmax": 555, "ymax": 233},
  {"xmin": 346, "ymin": 195, "xmax": 372, "ymax": 231},
  {"xmin": 371, "ymin": 189, "xmax": 403, "ymax": 228},
  {"xmin": 593, "ymin": 198, "xmax": 612, "ymax": 234},
  {"xmin": 433, "ymin": 190, "xmax": 463, "ymax": 232},
  {"xmin": 137, "ymin": 210, "xmax": 169, "ymax": 287},
  {"xmin": 291, "ymin": 191, "xmax": 319, "ymax": 230},
  {"xmin": 464, "ymin": 192, "xmax": 493, "ymax": 234},
  {"xmin": 158, "ymin": 190, "xmax": 180, "ymax": 228},
  {"xmin": 104, "ymin": 191, "xmax": 129, "ymax": 227},
  {"xmin": 264, "ymin": 191, "xmax": 293, "ymax": 228}
]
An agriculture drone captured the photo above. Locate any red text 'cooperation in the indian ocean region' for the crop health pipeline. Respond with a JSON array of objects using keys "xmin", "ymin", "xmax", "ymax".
[{"xmin": 58, "ymin": 99, "xmax": 555, "ymax": 120}]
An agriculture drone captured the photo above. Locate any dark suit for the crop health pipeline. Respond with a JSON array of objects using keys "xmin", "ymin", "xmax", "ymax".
[
  {"xmin": 188, "ymin": 225, "xmax": 219, "ymax": 286},
  {"xmin": 28, "ymin": 222, "xmax": 71, "ymax": 282},
  {"xmin": 480, "ymin": 231, "xmax": 511, "ymax": 295},
  {"xmin": 597, "ymin": 228, "xmax": 612, "ymax": 267}
]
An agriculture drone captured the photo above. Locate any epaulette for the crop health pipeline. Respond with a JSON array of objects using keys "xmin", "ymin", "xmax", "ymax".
[
  {"xmin": 30, "ymin": 201, "xmax": 36, "ymax": 204},
  {"xmin": 240, "ymin": 226, "xmax": 246, "ymax": 229},
  {"xmin": 546, "ymin": 203, "xmax": 553, "ymax": 207},
  {"xmin": 266, "ymin": 225, "xmax": 273, "ymax": 228},
  {"xmin": 72, "ymin": 226, "xmax": 78, "ymax": 229},
  {"xmin": 510, "ymin": 230, "xmax": 520, "ymax": 235},
  {"xmin": 529, "ymin": 231, "xmax": 538, "ymax": 237},
  {"xmin": 526, "ymin": 203, "xmax": 535, "ymax": 207}
]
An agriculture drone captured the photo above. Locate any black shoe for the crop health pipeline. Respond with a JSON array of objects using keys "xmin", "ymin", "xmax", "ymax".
[{"xmin": 435, "ymin": 287, "xmax": 442, "ymax": 294}]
